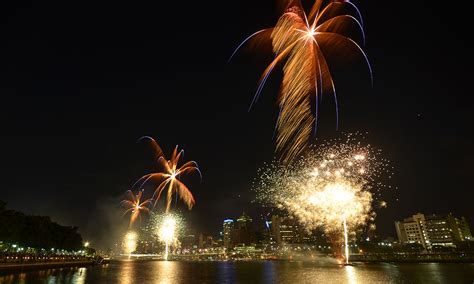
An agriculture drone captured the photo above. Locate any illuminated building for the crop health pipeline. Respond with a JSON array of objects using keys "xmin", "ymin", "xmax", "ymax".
[
  {"xmin": 280, "ymin": 218, "xmax": 300, "ymax": 244},
  {"xmin": 182, "ymin": 234, "xmax": 197, "ymax": 249},
  {"xmin": 395, "ymin": 213, "xmax": 472, "ymax": 250},
  {"xmin": 233, "ymin": 212, "xmax": 256, "ymax": 246},
  {"xmin": 223, "ymin": 219, "xmax": 234, "ymax": 249},
  {"xmin": 270, "ymin": 215, "xmax": 304, "ymax": 245},
  {"xmin": 236, "ymin": 212, "xmax": 253, "ymax": 229},
  {"xmin": 199, "ymin": 234, "xmax": 215, "ymax": 248},
  {"xmin": 448, "ymin": 215, "xmax": 473, "ymax": 242},
  {"xmin": 233, "ymin": 244, "xmax": 263, "ymax": 256},
  {"xmin": 270, "ymin": 215, "xmax": 281, "ymax": 245},
  {"xmin": 395, "ymin": 213, "xmax": 427, "ymax": 248}
]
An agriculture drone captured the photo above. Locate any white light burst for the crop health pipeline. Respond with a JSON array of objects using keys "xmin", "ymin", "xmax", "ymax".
[
  {"xmin": 146, "ymin": 212, "xmax": 185, "ymax": 260},
  {"xmin": 122, "ymin": 231, "xmax": 138, "ymax": 257},
  {"xmin": 254, "ymin": 134, "xmax": 393, "ymax": 262}
]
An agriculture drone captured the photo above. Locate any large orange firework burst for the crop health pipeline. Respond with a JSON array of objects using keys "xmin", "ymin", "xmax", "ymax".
[
  {"xmin": 134, "ymin": 137, "xmax": 201, "ymax": 213},
  {"xmin": 121, "ymin": 189, "xmax": 153, "ymax": 227},
  {"xmin": 231, "ymin": 0, "xmax": 372, "ymax": 164}
]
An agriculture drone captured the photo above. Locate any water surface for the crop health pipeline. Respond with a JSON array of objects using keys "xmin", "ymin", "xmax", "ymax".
[{"xmin": 1, "ymin": 260, "xmax": 473, "ymax": 283}]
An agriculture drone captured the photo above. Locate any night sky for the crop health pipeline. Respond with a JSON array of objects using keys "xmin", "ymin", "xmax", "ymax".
[{"xmin": 1, "ymin": 1, "xmax": 473, "ymax": 248}]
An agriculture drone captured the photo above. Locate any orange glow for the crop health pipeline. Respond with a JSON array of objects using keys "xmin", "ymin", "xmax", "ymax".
[
  {"xmin": 232, "ymin": 0, "xmax": 371, "ymax": 164},
  {"xmin": 121, "ymin": 189, "xmax": 153, "ymax": 227},
  {"xmin": 134, "ymin": 138, "xmax": 201, "ymax": 213}
]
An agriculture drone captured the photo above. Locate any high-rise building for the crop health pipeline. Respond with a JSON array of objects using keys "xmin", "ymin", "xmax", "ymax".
[
  {"xmin": 182, "ymin": 234, "xmax": 197, "ymax": 249},
  {"xmin": 270, "ymin": 215, "xmax": 304, "ymax": 245},
  {"xmin": 198, "ymin": 233, "xmax": 215, "ymax": 248},
  {"xmin": 233, "ymin": 212, "xmax": 256, "ymax": 246},
  {"xmin": 395, "ymin": 213, "xmax": 427, "ymax": 248},
  {"xmin": 448, "ymin": 215, "xmax": 473, "ymax": 242},
  {"xmin": 395, "ymin": 213, "xmax": 472, "ymax": 250},
  {"xmin": 424, "ymin": 214, "xmax": 455, "ymax": 248},
  {"xmin": 223, "ymin": 219, "xmax": 234, "ymax": 249},
  {"xmin": 280, "ymin": 218, "xmax": 301, "ymax": 244},
  {"xmin": 236, "ymin": 212, "xmax": 253, "ymax": 229},
  {"xmin": 271, "ymin": 215, "xmax": 282, "ymax": 245}
]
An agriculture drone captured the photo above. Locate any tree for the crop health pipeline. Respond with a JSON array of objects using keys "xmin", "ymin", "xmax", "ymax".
[{"xmin": 0, "ymin": 206, "xmax": 83, "ymax": 250}]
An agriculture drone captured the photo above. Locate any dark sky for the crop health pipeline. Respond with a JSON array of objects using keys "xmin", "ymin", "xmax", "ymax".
[{"xmin": 0, "ymin": 1, "xmax": 473, "ymax": 248}]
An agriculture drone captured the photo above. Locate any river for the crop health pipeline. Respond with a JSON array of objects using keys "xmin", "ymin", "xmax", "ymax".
[{"xmin": 1, "ymin": 260, "xmax": 473, "ymax": 283}]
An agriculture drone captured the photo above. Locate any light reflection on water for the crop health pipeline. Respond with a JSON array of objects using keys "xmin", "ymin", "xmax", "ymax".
[
  {"xmin": 118, "ymin": 260, "xmax": 135, "ymax": 284},
  {"xmin": 70, "ymin": 267, "xmax": 86, "ymax": 284},
  {"xmin": 217, "ymin": 261, "xmax": 236, "ymax": 282},
  {"xmin": 345, "ymin": 266, "xmax": 357, "ymax": 284},
  {"xmin": 153, "ymin": 260, "xmax": 181, "ymax": 284},
  {"xmin": 0, "ymin": 260, "xmax": 473, "ymax": 283}
]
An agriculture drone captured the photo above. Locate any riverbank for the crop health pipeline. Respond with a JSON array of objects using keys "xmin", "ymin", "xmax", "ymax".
[
  {"xmin": 112, "ymin": 253, "xmax": 474, "ymax": 263},
  {"xmin": 349, "ymin": 253, "xmax": 474, "ymax": 263}
]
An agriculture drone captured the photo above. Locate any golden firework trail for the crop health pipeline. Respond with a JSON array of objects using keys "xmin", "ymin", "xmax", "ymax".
[
  {"xmin": 134, "ymin": 137, "xmax": 201, "ymax": 213},
  {"xmin": 121, "ymin": 189, "xmax": 153, "ymax": 227},
  {"xmin": 231, "ymin": 0, "xmax": 372, "ymax": 164}
]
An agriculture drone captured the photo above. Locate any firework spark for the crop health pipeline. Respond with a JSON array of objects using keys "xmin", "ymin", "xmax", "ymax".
[
  {"xmin": 254, "ymin": 134, "xmax": 391, "ymax": 261},
  {"xmin": 134, "ymin": 137, "xmax": 201, "ymax": 213},
  {"xmin": 137, "ymin": 136, "xmax": 164, "ymax": 159},
  {"xmin": 295, "ymin": 181, "xmax": 372, "ymax": 235},
  {"xmin": 158, "ymin": 215, "xmax": 176, "ymax": 260},
  {"xmin": 122, "ymin": 231, "xmax": 138, "ymax": 258},
  {"xmin": 232, "ymin": 0, "xmax": 371, "ymax": 164},
  {"xmin": 121, "ymin": 189, "xmax": 153, "ymax": 227},
  {"xmin": 146, "ymin": 212, "xmax": 184, "ymax": 260}
]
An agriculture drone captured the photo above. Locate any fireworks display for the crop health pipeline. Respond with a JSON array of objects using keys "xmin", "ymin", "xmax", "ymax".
[
  {"xmin": 122, "ymin": 231, "xmax": 138, "ymax": 257},
  {"xmin": 134, "ymin": 137, "xmax": 201, "ymax": 213},
  {"xmin": 294, "ymin": 181, "xmax": 372, "ymax": 235},
  {"xmin": 232, "ymin": 0, "xmax": 371, "ymax": 164},
  {"xmin": 158, "ymin": 216, "xmax": 176, "ymax": 260},
  {"xmin": 254, "ymin": 134, "xmax": 392, "ymax": 261},
  {"xmin": 146, "ymin": 212, "xmax": 184, "ymax": 260},
  {"xmin": 120, "ymin": 189, "xmax": 153, "ymax": 227},
  {"xmin": 117, "ymin": 137, "xmax": 198, "ymax": 260}
]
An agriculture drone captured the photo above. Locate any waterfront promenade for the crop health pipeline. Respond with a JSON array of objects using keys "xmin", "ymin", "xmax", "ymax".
[{"xmin": 0, "ymin": 260, "xmax": 94, "ymax": 272}]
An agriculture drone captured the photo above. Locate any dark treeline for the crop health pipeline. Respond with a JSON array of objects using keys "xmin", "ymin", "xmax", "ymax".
[{"xmin": 0, "ymin": 201, "xmax": 83, "ymax": 250}]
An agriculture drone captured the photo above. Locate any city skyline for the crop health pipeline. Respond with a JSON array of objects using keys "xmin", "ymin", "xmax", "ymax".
[
  {"xmin": 0, "ymin": 0, "xmax": 473, "ymax": 251},
  {"xmin": 1, "ymin": 1, "xmax": 474, "ymax": 282}
]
